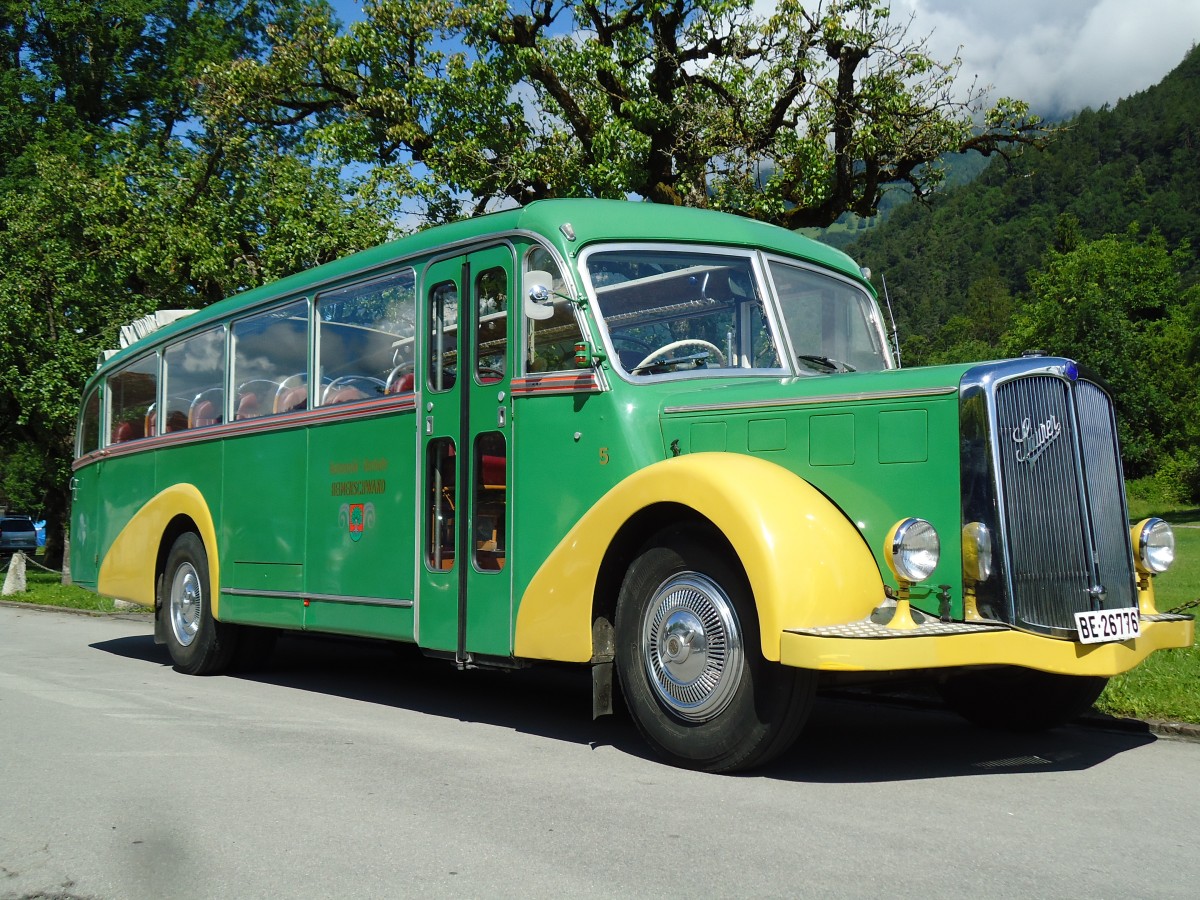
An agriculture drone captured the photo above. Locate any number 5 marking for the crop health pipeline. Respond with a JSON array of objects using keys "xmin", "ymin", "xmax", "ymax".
[{"xmin": 599, "ymin": 447, "xmax": 609, "ymax": 465}]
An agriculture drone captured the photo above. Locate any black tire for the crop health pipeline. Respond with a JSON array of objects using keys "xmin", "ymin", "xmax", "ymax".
[
  {"xmin": 614, "ymin": 531, "xmax": 815, "ymax": 772},
  {"xmin": 938, "ymin": 667, "xmax": 1108, "ymax": 732},
  {"xmin": 161, "ymin": 532, "xmax": 237, "ymax": 675}
]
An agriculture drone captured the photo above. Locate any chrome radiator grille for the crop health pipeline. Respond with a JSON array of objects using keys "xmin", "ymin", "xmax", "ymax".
[{"xmin": 961, "ymin": 360, "xmax": 1136, "ymax": 637}]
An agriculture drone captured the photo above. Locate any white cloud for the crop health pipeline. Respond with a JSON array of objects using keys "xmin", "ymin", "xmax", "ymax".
[{"xmin": 889, "ymin": 0, "xmax": 1200, "ymax": 118}]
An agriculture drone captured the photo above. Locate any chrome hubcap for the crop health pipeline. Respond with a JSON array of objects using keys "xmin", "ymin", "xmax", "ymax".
[
  {"xmin": 170, "ymin": 562, "xmax": 202, "ymax": 648},
  {"xmin": 642, "ymin": 572, "xmax": 744, "ymax": 722}
]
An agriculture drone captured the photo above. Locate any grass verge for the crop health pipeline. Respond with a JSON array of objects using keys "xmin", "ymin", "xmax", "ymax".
[
  {"xmin": 1095, "ymin": 505, "xmax": 1200, "ymax": 723},
  {"xmin": 1, "ymin": 564, "xmax": 151, "ymax": 614}
]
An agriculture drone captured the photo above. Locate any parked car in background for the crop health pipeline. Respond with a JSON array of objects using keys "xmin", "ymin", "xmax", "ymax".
[{"xmin": 0, "ymin": 515, "xmax": 38, "ymax": 557}]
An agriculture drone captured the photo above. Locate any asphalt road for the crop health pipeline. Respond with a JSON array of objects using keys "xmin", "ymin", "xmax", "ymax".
[{"xmin": 2, "ymin": 604, "xmax": 1198, "ymax": 900}]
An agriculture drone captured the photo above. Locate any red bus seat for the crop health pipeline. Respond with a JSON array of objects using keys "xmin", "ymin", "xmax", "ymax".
[
  {"xmin": 236, "ymin": 393, "xmax": 260, "ymax": 419},
  {"xmin": 113, "ymin": 420, "xmax": 143, "ymax": 443}
]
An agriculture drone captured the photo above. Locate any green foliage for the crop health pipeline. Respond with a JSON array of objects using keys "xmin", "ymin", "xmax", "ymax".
[
  {"xmin": 1002, "ymin": 230, "xmax": 1198, "ymax": 478},
  {"xmin": 201, "ymin": 0, "xmax": 1047, "ymax": 226},
  {"xmin": 0, "ymin": 1, "xmax": 401, "ymax": 564},
  {"xmin": 0, "ymin": 443, "xmax": 49, "ymax": 514},
  {"xmin": 850, "ymin": 46, "xmax": 1200, "ymax": 336}
]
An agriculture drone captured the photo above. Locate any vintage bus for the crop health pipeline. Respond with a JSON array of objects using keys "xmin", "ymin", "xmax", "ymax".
[{"xmin": 70, "ymin": 199, "xmax": 1192, "ymax": 772}]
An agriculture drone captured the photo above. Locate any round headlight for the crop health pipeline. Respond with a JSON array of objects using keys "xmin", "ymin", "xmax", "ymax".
[
  {"xmin": 1135, "ymin": 517, "xmax": 1175, "ymax": 574},
  {"xmin": 887, "ymin": 518, "xmax": 941, "ymax": 584},
  {"xmin": 962, "ymin": 522, "xmax": 993, "ymax": 583}
]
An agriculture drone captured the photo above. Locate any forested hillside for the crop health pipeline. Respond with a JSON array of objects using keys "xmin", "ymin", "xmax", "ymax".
[
  {"xmin": 848, "ymin": 43, "xmax": 1200, "ymax": 339},
  {"xmin": 845, "ymin": 44, "xmax": 1200, "ymax": 498}
]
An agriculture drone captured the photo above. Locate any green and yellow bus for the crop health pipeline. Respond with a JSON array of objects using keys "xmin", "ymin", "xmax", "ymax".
[{"xmin": 71, "ymin": 199, "xmax": 1192, "ymax": 771}]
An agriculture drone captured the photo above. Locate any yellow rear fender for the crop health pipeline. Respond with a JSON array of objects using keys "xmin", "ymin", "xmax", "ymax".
[
  {"xmin": 514, "ymin": 453, "xmax": 884, "ymax": 663},
  {"xmin": 97, "ymin": 484, "xmax": 220, "ymax": 613}
]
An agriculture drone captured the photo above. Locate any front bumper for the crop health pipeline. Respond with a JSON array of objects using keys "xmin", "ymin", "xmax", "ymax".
[{"xmin": 780, "ymin": 612, "xmax": 1194, "ymax": 676}]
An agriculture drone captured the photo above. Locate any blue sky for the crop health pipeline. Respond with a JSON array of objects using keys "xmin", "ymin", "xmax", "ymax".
[{"xmin": 330, "ymin": 1, "xmax": 1200, "ymax": 121}]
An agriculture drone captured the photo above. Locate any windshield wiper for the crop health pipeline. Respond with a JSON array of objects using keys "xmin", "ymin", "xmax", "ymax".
[
  {"xmin": 796, "ymin": 354, "xmax": 856, "ymax": 374},
  {"xmin": 631, "ymin": 351, "xmax": 712, "ymax": 374}
]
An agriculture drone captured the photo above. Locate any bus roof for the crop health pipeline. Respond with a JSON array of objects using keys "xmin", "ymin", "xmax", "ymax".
[{"xmin": 98, "ymin": 199, "xmax": 869, "ymax": 372}]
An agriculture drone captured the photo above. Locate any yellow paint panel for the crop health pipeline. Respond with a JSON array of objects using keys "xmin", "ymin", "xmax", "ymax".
[
  {"xmin": 97, "ymin": 484, "xmax": 219, "ymax": 613},
  {"xmin": 514, "ymin": 453, "xmax": 883, "ymax": 663},
  {"xmin": 780, "ymin": 616, "xmax": 1194, "ymax": 676}
]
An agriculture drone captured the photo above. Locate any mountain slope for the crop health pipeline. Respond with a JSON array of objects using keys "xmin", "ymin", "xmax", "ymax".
[{"xmin": 845, "ymin": 44, "xmax": 1200, "ymax": 339}]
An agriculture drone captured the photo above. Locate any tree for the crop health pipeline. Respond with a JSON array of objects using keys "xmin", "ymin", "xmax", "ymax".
[
  {"xmin": 0, "ymin": 1, "xmax": 399, "ymax": 567},
  {"xmin": 203, "ymin": 0, "xmax": 1048, "ymax": 225},
  {"xmin": 1003, "ymin": 229, "xmax": 1200, "ymax": 484}
]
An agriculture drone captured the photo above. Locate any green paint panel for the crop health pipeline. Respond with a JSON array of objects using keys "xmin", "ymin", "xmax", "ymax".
[
  {"xmin": 809, "ymin": 414, "xmax": 855, "ymax": 466},
  {"xmin": 303, "ymin": 601, "xmax": 414, "ymax": 641},
  {"xmin": 878, "ymin": 409, "xmax": 929, "ymax": 463},
  {"xmin": 747, "ymin": 418, "xmax": 786, "ymax": 451},
  {"xmin": 222, "ymin": 429, "xmax": 308, "ymax": 569},
  {"xmin": 232, "ymin": 561, "xmax": 303, "ymax": 592},
  {"xmin": 306, "ymin": 412, "xmax": 416, "ymax": 607},
  {"xmin": 218, "ymin": 594, "xmax": 304, "ymax": 629},
  {"xmin": 691, "ymin": 421, "xmax": 728, "ymax": 451}
]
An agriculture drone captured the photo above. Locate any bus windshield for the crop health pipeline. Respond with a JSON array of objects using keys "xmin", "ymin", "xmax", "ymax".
[{"xmin": 584, "ymin": 246, "xmax": 888, "ymax": 378}]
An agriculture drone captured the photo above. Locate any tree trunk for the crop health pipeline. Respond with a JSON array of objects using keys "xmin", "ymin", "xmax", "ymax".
[{"xmin": 42, "ymin": 483, "xmax": 69, "ymax": 572}]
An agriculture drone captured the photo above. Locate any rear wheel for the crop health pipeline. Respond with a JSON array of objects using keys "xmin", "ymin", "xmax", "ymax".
[
  {"xmin": 615, "ymin": 531, "xmax": 815, "ymax": 772},
  {"xmin": 938, "ymin": 667, "xmax": 1108, "ymax": 732},
  {"xmin": 162, "ymin": 532, "xmax": 237, "ymax": 675}
]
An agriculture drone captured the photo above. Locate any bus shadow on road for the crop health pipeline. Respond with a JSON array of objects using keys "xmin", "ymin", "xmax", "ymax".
[
  {"xmin": 90, "ymin": 632, "xmax": 174, "ymax": 666},
  {"xmin": 758, "ymin": 693, "xmax": 1160, "ymax": 783},
  {"xmin": 92, "ymin": 631, "xmax": 1162, "ymax": 781}
]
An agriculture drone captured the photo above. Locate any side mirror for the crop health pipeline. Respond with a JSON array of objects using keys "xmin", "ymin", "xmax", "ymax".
[{"xmin": 523, "ymin": 269, "xmax": 556, "ymax": 321}]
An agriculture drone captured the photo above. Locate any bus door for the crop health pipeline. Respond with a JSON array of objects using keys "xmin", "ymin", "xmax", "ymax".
[{"xmin": 418, "ymin": 246, "xmax": 514, "ymax": 661}]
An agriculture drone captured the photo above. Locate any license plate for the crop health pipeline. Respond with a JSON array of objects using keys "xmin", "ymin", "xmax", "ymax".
[{"xmin": 1074, "ymin": 607, "xmax": 1140, "ymax": 644}]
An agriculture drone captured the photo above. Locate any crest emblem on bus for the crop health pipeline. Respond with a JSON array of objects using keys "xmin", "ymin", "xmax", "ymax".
[{"xmin": 339, "ymin": 502, "xmax": 375, "ymax": 542}]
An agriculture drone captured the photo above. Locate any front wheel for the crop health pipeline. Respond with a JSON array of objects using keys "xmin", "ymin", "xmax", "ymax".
[
  {"xmin": 615, "ymin": 532, "xmax": 815, "ymax": 772},
  {"xmin": 938, "ymin": 667, "xmax": 1108, "ymax": 732},
  {"xmin": 161, "ymin": 532, "xmax": 237, "ymax": 675}
]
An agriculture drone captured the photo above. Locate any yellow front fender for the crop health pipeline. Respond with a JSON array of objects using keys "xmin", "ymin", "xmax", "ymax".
[
  {"xmin": 97, "ymin": 484, "xmax": 219, "ymax": 612},
  {"xmin": 514, "ymin": 453, "xmax": 884, "ymax": 663}
]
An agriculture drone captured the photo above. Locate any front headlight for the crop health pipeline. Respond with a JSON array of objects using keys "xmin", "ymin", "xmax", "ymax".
[
  {"xmin": 1133, "ymin": 517, "xmax": 1175, "ymax": 574},
  {"xmin": 886, "ymin": 518, "xmax": 940, "ymax": 584}
]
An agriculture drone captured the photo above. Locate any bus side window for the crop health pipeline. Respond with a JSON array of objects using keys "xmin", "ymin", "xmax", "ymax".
[
  {"xmin": 473, "ymin": 431, "xmax": 506, "ymax": 571},
  {"xmin": 428, "ymin": 282, "xmax": 458, "ymax": 392},
  {"xmin": 78, "ymin": 387, "xmax": 101, "ymax": 456},
  {"xmin": 108, "ymin": 352, "xmax": 157, "ymax": 443},
  {"xmin": 475, "ymin": 267, "xmax": 507, "ymax": 383},
  {"xmin": 425, "ymin": 437, "xmax": 456, "ymax": 569},
  {"xmin": 317, "ymin": 269, "xmax": 416, "ymax": 406},
  {"xmin": 164, "ymin": 325, "xmax": 226, "ymax": 431},
  {"xmin": 232, "ymin": 299, "xmax": 309, "ymax": 418},
  {"xmin": 524, "ymin": 246, "xmax": 583, "ymax": 373}
]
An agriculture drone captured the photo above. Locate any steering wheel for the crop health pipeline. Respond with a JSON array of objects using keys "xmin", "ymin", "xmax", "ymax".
[{"xmin": 635, "ymin": 339, "xmax": 727, "ymax": 371}]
